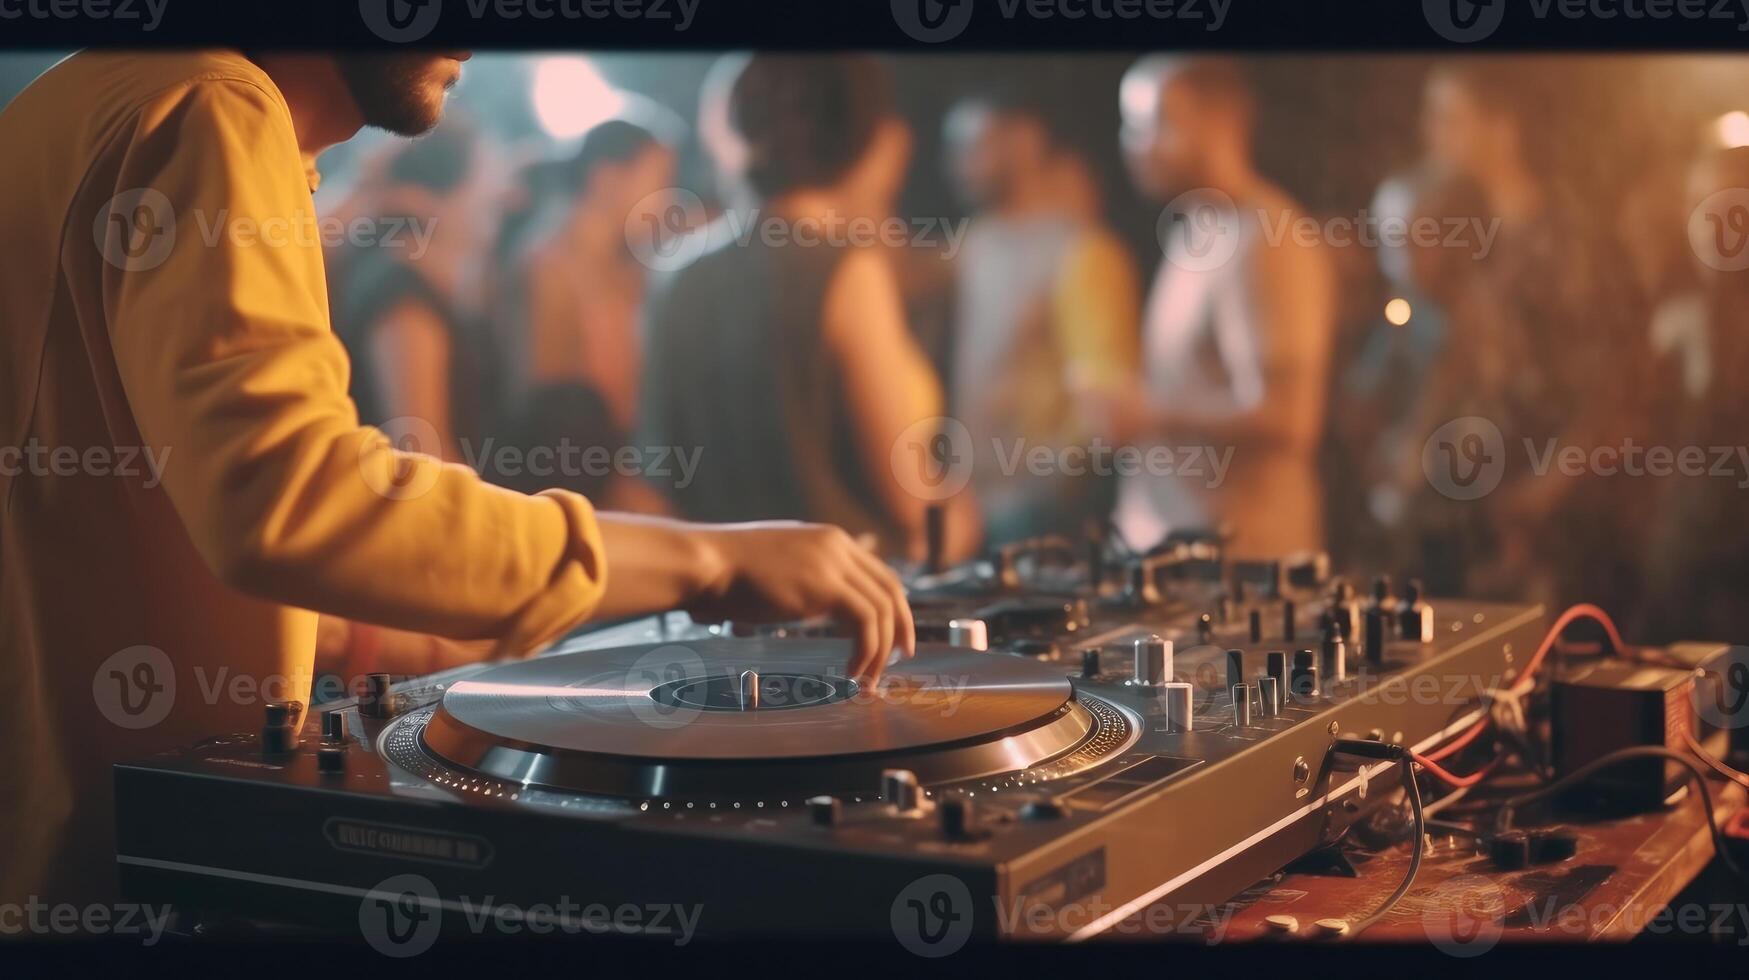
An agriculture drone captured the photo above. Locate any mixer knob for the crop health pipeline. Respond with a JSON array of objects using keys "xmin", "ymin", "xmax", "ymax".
[
  {"xmin": 1398, "ymin": 579, "xmax": 1434, "ymax": 643},
  {"xmin": 1320, "ymin": 621, "xmax": 1347, "ymax": 683},
  {"xmin": 358, "ymin": 673, "xmax": 394, "ymax": 718},
  {"xmin": 1080, "ymin": 647, "xmax": 1101, "ymax": 679},
  {"xmin": 1266, "ymin": 650, "xmax": 1289, "ymax": 695},
  {"xmin": 1133, "ymin": 635, "xmax": 1172, "ymax": 687},
  {"xmin": 321, "ymin": 710, "xmax": 347, "ymax": 741},
  {"xmin": 947, "ymin": 619, "xmax": 988, "ymax": 651},
  {"xmin": 1017, "ymin": 796, "xmax": 1068, "ymax": 821},
  {"xmin": 1248, "ymin": 608, "xmax": 1263, "ymax": 643},
  {"xmin": 1164, "ymin": 683, "xmax": 1195, "ymax": 733},
  {"xmin": 1290, "ymin": 650, "xmax": 1319, "ymax": 700},
  {"xmin": 808, "ymin": 795, "xmax": 843, "ymax": 827},
  {"xmin": 883, "ymin": 769, "xmax": 923, "ymax": 813},
  {"xmin": 1232, "ymin": 685, "xmax": 1253, "ymax": 728},
  {"xmin": 1225, "ymin": 649, "xmax": 1244, "ymax": 692},
  {"xmin": 1197, "ymin": 613, "xmax": 1215, "ymax": 645},
  {"xmin": 316, "ymin": 745, "xmax": 346, "ymax": 774},
  {"xmin": 939, "ymin": 797, "xmax": 987, "ymax": 841},
  {"xmin": 1364, "ymin": 605, "xmax": 1387, "ymax": 668},
  {"xmin": 1126, "ymin": 562, "xmax": 1158, "ymax": 606},
  {"xmin": 1282, "ymin": 599, "xmax": 1297, "ymax": 642},
  {"xmin": 1258, "ymin": 676, "xmax": 1281, "ymax": 717},
  {"xmin": 924, "ymin": 504, "xmax": 946, "ymax": 575},
  {"xmin": 261, "ymin": 700, "xmax": 301, "ymax": 755}
]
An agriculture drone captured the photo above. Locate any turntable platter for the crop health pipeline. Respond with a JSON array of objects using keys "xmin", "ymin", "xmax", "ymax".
[{"xmin": 416, "ymin": 639, "xmax": 1129, "ymax": 801}]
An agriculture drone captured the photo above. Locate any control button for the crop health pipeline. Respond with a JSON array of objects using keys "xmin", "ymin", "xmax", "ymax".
[
  {"xmin": 808, "ymin": 795, "xmax": 843, "ymax": 827},
  {"xmin": 1133, "ymin": 635, "xmax": 1171, "ymax": 687},
  {"xmin": 1282, "ymin": 599, "xmax": 1296, "ymax": 643},
  {"xmin": 1266, "ymin": 650, "xmax": 1289, "ymax": 694},
  {"xmin": 1398, "ymin": 579, "xmax": 1434, "ymax": 643},
  {"xmin": 1225, "ymin": 649, "xmax": 1244, "ymax": 691},
  {"xmin": 1164, "ymin": 682, "xmax": 1194, "ymax": 733},
  {"xmin": 321, "ymin": 710, "xmax": 347, "ymax": 741},
  {"xmin": 1258, "ymin": 676, "xmax": 1281, "ymax": 718},
  {"xmin": 1290, "ymin": 650, "xmax": 1319, "ymax": 700},
  {"xmin": 1320, "ymin": 620, "xmax": 1347, "ymax": 683},
  {"xmin": 1197, "ymin": 613, "xmax": 1214, "ymax": 645},
  {"xmin": 939, "ymin": 797, "xmax": 988, "ymax": 841},
  {"xmin": 261, "ymin": 700, "xmax": 300, "ymax": 755},
  {"xmin": 1232, "ymin": 684, "xmax": 1253, "ymax": 728},
  {"xmin": 882, "ymin": 768, "xmax": 923, "ymax": 813},
  {"xmin": 316, "ymin": 745, "xmax": 346, "ymax": 774},
  {"xmin": 947, "ymin": 619, "xmax": 989, "ymax": 651},
  {"xmin": 1017, "ymin": 796, "xmax": 1068, "ymax": 821},
  {"xmin": 1313, "ymin": 918, "xmax": 1350, "ymax": 938},
  {"xmin": 358, "ymin": 673, "xmax": 394, "ymax": 718},
  {"xmin": 1080, "ymin": 647, "xmax": 1101, "ymax": 679},
  {"xmin": 1248, "ymin": 608, "xmax": 1263, "ymax": 644},
  {"xmin": 1264, "ymin": 914, "xmax": 1300, "ymax": 934}
]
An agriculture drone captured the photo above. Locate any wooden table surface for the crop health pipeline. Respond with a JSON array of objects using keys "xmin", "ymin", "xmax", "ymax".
[{"xmin": 1187, "ymin": 772, "xmax": 1747, "ymax": 945}]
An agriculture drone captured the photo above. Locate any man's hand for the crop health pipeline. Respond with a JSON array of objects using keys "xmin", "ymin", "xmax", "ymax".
[
  {"xmin": 689, "ymin": 522, "xmax": 916, "ymax": 682},
  {"xmin": 593, "ymin": 515, "xmax": 915, "ymax": 682}
]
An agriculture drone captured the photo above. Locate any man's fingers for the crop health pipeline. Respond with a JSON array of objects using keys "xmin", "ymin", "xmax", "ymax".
[
  {"xmin": 850, "ymin": 546, "xmax": 914, "ymax": 660},
  {"xmin": 843, "ymin": 564, "xmax": 895, "ymax": 683},
  {"xmin": 833, "ymin": 587, "xmax": 882, "ymax": 683}
]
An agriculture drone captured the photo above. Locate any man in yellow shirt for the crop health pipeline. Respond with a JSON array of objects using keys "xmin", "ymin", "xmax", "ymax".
[{"xmin": 0, "ymin": 51, "xmax": 913, "ymax": 908}]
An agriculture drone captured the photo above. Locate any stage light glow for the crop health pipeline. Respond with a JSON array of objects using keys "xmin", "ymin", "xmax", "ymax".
[
  {"xmin": 531, "ymin": 56, "xmax": 625, "ymax": 141},
  {"xmin": 1384, "ymin": 298, "xmax": 1412, "ymax": 326},
  {"xmin": 1713, "ymin": 111, "xmax": 1749, "ymax": 149}
]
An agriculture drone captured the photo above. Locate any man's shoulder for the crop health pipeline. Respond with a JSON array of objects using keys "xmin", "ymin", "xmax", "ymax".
[{"xmin": 2, "ymin": 50, "xmax": 287, "ymax": 145}]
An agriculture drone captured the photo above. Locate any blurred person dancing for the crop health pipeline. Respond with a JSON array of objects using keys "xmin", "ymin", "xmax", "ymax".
[
  {"xmin": 943, "ymin": 92, "xmax": 1140, "ymax": 546},
  {"xmin": 640, "ymin": 55, "xmax": 981, "ymax": 565},
  {"xmin": 1099, "ymin": 56, "xmax": 1336, "ymax": 560}
]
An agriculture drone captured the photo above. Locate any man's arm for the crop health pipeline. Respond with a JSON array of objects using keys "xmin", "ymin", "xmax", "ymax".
[{"xmin": 99, "ymin": 79, "xmax": 912, "ymax": 677}]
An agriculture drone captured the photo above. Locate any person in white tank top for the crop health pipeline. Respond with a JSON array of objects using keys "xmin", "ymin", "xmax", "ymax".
[{"xmin": 1097, "ymin": 57, "xmax": 1336, "ymax": 560}]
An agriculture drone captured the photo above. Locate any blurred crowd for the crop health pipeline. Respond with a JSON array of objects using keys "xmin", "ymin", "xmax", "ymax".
[{"xmin": 320, "ymin": 54, "xmax": 1749, "ymax": 646}]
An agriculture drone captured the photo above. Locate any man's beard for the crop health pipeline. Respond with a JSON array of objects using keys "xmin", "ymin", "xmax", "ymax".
[{"xmin": 336, "ymin": 54, "xmax": 457, "ymax": 137}]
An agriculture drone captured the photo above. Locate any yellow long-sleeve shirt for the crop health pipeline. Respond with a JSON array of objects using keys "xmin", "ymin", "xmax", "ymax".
[{"xmin": 0, "ymin": 52, "xmax": 608, "ymax": 906}]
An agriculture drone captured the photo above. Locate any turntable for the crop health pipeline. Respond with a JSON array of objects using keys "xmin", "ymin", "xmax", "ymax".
[
  {"xmin": 115, "ymin": 560, "xmax": 1548, "ymax": 941},
  {"xmin": 399, "ymin": 639, "xmax": 1137, "ymax": 803}
]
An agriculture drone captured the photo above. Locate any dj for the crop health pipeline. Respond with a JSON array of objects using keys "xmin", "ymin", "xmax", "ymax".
[{"xmin": 0, "ymin": 51, "xmax": 914, "ymax": 908}]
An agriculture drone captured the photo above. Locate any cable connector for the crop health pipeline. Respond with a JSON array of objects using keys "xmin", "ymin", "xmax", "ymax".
[{"xmin": 1332, "ymin": 737, "xmax": 1410, "ymax": 762}]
